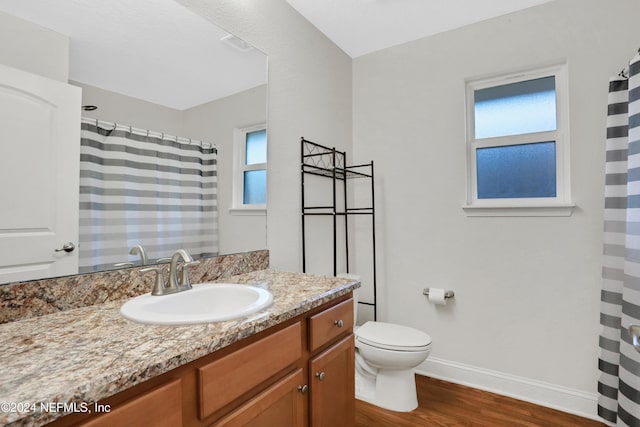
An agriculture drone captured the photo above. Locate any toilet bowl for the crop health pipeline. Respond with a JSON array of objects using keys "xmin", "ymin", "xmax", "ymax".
[
  {"xmin": 354, "ymin": 321, "xmax": 432, "ymax": 412},
  {"xmin": 337, "ymin": 273, "xmax": 432, "ymax": 412}
]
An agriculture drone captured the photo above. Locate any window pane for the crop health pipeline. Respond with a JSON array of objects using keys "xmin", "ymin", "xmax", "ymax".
[
  {"xmin": 246, "ymin": 129, "xmax": 267, "ymax": 165},
  {"xmin": 474, "ymin": 76, "xmax": 556, "ymax": 139},
  {"xmin": 243, "ymin": 169, "xmax": 266, "ymax": 204},
  {"xmin": 476, "ymin": 141, "xmax": 556, "ymax": 199}
]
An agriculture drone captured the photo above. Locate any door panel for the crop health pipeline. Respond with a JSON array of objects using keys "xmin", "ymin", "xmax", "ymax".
[
  {"xmin": 309, "ymin": 335, "xmax": 355, "ymax": 427},
  {"xmin": 216, "ymin": 369, "xmax": 306, "ymax": 427},
  {"xmin": 0, "ymin": 63, "xmax": 81, "ymax": 283}
]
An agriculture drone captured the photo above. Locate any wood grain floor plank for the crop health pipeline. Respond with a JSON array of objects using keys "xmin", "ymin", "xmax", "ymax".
[{"xmin": 355, "ymin": 375, "xmax": 605, "ymax": 427}]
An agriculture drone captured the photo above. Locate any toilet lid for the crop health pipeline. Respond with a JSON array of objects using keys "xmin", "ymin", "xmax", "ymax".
[{"xmin": 355, "ymin": 321, "xmax": 431, "ymax": 351}]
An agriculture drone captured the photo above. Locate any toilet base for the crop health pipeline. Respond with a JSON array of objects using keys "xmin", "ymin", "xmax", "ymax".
[
  {"xmin": 355, "ymin": 367, "xmax": 418, "ymax": 412},
  {"xmin": 355, "ymin": 366, "xmax": 376, "ymax": 403}
]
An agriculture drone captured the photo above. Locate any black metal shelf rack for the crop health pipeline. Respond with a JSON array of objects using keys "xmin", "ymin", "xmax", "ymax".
[{"xmin": 300, "ymin": 137, "xmax": 377, "ymax": 320}]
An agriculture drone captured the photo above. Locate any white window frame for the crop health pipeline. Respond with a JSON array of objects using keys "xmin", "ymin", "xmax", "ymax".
[
  {"xmin": 463, "ymin": 63, "xmax": 574, "ymax": 217},
  {"xmin": 230, "ymin": 123, "xmax": 267, "ymax": 215}
]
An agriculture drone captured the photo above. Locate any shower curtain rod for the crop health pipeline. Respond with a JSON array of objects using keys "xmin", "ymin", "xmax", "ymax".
[{"xmin": 81, "ymin": 117, "xmax": 216, "ymax": 149}]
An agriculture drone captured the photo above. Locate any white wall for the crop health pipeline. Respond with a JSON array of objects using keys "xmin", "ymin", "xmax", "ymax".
[
  {"xmin": 353, "ymin": 0, "xmax": 640, "ymax": 418},
  {"xmin": 0, "ymin": 10, "xmax": 68, "ymax": 82},
  {"xmin": 178, "ymin": 0, "xmax": 353, "ymax": 272}
]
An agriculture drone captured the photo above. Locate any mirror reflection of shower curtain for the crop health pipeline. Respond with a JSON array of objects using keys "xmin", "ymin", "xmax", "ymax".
[{"xmin": 78, "ymin": 118, "xmax": 218, "ymax": 273}]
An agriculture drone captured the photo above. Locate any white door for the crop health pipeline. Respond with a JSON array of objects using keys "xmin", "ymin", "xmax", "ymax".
[{"xmin": 0, "ymin": 63, "xmax": 81, "ymax": 283}]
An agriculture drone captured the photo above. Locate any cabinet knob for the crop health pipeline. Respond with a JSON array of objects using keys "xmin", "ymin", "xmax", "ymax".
[
  {"xmin": 297, "ymin": 384, "xmax": 308, "ymax": 393},
  {"xmin": 334, "ymin": 319, "xmax": 344, "ymax": 328},
  {"xmin": 315, "ymin": 371, "xmax": 326, "ymax": 381}
]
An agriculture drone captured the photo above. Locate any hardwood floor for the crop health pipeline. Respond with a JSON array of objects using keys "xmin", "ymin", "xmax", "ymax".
[{"xmin": 355, "ymin": 375, "xmax": 606, "ymax": 427}]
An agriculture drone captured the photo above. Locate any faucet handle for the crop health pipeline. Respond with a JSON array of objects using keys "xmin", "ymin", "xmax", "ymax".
[
  {"xmin": 179, "ymin": 260, "xmax": 200, "ymax": 289},
  {"xmin": 141, "ymin": 267, "xmax": 166, "ymax": 296},
  {"xmin": 114, "ymin": 262, "xmax": 135, "ymax": 268},
  {"xmin": 183, "ymin": 260, "xmax": 200, "ymax": 267}
]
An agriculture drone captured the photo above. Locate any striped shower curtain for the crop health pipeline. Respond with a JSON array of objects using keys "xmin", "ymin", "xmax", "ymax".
[
  {"xmin": 78, "ymin": 118, "xmax": 218, "ymax": 273},
  {"xmin": 599, "ymin": 53, "xmax": 640, "ymax": 425}
]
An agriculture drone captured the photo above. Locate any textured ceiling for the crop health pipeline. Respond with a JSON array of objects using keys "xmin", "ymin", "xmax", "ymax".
[
  {"xmin": 0, "ymin": 0, "xmax": 267, "ymax": 110},
  {"xmin": 285, "ymin": 0, "xmax": 554, "ymax": 58}
]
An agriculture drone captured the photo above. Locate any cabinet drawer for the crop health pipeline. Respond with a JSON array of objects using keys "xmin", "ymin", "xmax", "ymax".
[
  {"xmin": 308, "ymin": 298, "xmax": 353, "ymax": 352},
  {"xmin": 198, "ymin": 322, "xmax": 302, "ymax": 420},
  {"xmin": 81, "ymin": 379, "xmax": 182, "ymax": 427}
]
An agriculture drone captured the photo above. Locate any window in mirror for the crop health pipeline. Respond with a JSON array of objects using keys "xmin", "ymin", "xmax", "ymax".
[
  {"xmin": 246, "ymin": 128, "xmax": 267, "ymax": 164},
  {"xmin": 232, "ymin": 125, "xmax": 267, "ymax": 213},
  {"xmin": 243, "ymin": 170, "xmax": 266, "ymax": 204}
]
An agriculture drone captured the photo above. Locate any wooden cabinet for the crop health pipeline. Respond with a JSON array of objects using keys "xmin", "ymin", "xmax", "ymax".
[
  {"xmin": 308, "ymin": 298, "xmax": 354, "ymax": 352},
  {"xmin": 198, "ymin": 323, "xmax": 303, "ymax": 419},
  {"xmin": 309, "ymin": 335, "xmax": 355, "ymax": 427},
  {"xmin": 53, "ymin": 295, "xmax": 354, "ymax": 427},
  {"xmin": 215, "ymin": 369, "xmax": 306, "ymax": 427},
  {"xmin": 307, "ymin": 298, "xmax": 355, "ymax": 427}
]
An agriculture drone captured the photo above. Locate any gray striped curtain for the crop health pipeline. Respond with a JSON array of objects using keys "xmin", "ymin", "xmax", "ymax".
[
  {"xmin": 79, "ymin": 118, "xmax": 218, "ymax": 273},
  {"xmin": 599, "ymin": 53, "xmax": 640, "ymax": 426}
]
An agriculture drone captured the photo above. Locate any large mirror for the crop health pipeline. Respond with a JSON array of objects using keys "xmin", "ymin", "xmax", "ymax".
[{"xmin": 0, "ymin": 0, "xmax": 268, "ymax": 285}]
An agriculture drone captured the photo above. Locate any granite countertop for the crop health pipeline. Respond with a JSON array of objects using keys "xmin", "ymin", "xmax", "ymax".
[{"xmin": 0, "ymin": 269, "xmax": 359, "ymax": 427}]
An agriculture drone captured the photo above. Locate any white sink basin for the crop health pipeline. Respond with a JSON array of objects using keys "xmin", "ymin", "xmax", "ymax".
[{"xmin": 120, "ymin": 283, "xmax": 273, "ymax": 325}]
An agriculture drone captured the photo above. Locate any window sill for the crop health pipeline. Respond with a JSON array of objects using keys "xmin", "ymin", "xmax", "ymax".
[
  {"xmin": 229, "ymin": 207, "xmax": 267, "ymax": 216},
  {"xmin": 462, "ymin": 203, "xmax": 575, "ymax": 217}
]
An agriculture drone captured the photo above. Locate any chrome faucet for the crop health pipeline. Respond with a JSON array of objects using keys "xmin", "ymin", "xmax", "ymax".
[
  {"xmin": 167, "ymin": 249, "xmax": 200, "ymax": 293},
  {"xmin": 130, "ymin": 244, "xmax": 148, "ymax": 266},
  {"xmin": 141, "ymin": 249, "xmax": 199, "ymax": 296}
]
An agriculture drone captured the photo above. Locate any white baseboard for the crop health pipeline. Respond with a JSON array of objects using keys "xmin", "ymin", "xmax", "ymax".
[{"xmin": 415, "ymin": 357, "xmax": 601, "ymax": 422}]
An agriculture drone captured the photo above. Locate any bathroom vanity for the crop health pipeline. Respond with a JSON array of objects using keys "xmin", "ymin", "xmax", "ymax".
[{"xmin": 0, "ymin": 270, "xmax": 358, "ymax": 427}]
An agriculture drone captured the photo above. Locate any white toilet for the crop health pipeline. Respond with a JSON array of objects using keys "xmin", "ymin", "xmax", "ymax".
[
  {"xmin": 338, "ymin": 273, "xmax": 432, "ymax": 412},
  {"xmin": 353, "ymin": 306, "xmax": 432, "ymax": 412}
]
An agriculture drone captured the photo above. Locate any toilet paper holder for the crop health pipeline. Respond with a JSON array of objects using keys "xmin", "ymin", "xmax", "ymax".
[{"xmin": 422, "ymin": 288, "xmax": 455, "ymax": 299}]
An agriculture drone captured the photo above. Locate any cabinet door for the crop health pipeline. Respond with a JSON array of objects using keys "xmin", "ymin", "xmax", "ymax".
[
  {"xmin": 309, "ymin": 335, "xmax": 355, "ymax": 427},
  {"xmin": 215, "ymin": 368, "xmax": 306, "ymax": 427}
]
